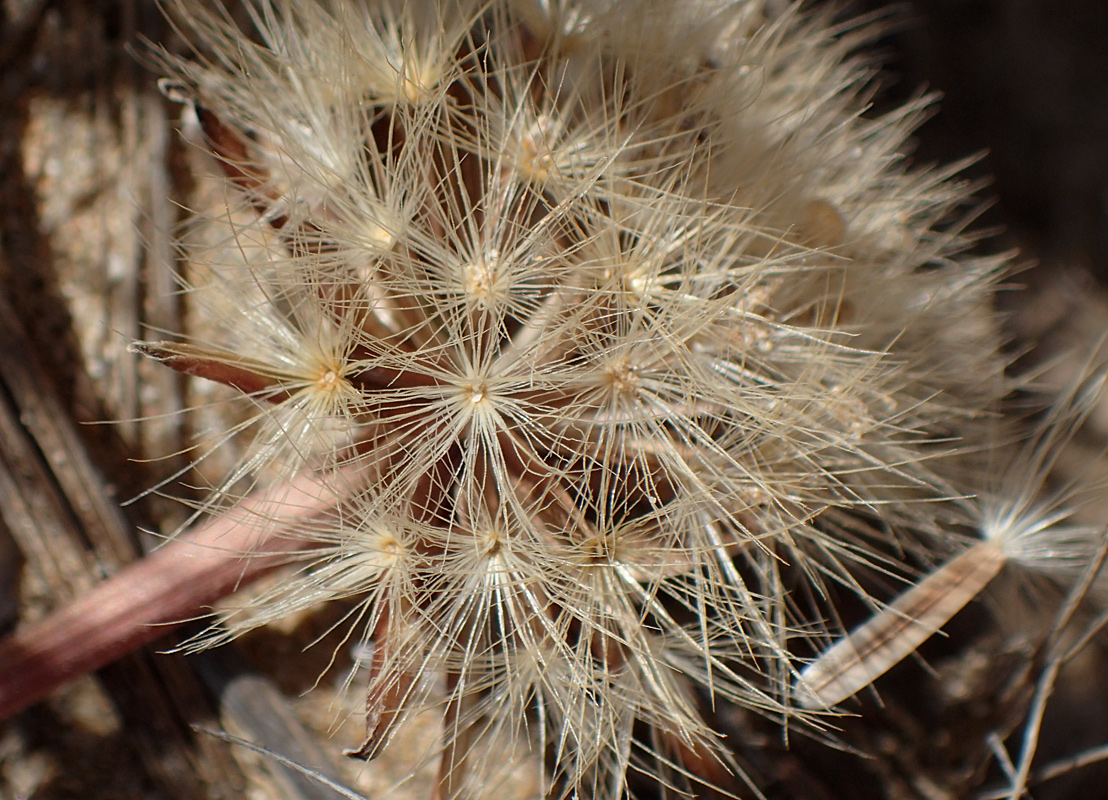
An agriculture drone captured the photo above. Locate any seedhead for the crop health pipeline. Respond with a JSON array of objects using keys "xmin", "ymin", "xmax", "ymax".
[{"xmin": 131, "ymin": 0, "xmax": 1092, "ymax": 796}]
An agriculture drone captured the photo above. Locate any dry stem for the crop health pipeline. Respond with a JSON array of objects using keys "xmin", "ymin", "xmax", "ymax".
[{"xmin": 0, "ymin": 471, "xmax": 341, "ymax": 720}]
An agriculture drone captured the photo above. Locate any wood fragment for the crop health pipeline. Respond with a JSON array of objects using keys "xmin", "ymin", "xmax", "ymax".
[{"xmin": 0, "ymin": 294, "xmax": 141, "ymax": 573}]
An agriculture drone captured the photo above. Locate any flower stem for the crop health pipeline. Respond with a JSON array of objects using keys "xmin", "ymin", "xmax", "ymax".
[{"xmin": 0, "ymin": 472, "xmax": 341, "ymax": 720}]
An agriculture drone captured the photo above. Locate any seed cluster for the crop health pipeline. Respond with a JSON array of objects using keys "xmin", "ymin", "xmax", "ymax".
[{"xmin": 142, "ymin": 0, "xmax": 1023, "ymax": 795}]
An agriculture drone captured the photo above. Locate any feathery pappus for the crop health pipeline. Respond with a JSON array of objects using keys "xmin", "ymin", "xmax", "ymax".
[{"xmin": 133, "ymin": 1, "xmax": 1108, "ymax": 796}]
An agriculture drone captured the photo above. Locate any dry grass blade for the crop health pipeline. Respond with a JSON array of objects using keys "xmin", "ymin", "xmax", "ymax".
[{"xmin": 795, "ymin": 540, "xmax": 1007, "ymax": 709}]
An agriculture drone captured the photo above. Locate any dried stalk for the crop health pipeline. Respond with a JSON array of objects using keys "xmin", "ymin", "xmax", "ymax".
[{"xmin": 0, "ymin": 470, "xmax": 341, "ymax": 720}]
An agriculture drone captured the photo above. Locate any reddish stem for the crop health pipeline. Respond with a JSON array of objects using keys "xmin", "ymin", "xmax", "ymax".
[
  {"xmin": 129, "ymin": 341, "xmax": 289, "ymax": 399},
  {"xmin": 0, "ymin": 472, "xmax": 343, "ymax": 720}
]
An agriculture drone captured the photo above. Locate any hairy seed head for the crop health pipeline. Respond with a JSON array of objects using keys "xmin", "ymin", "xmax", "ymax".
[{"xmin": 140, "ymin": 0, "xmax": 1054, "ymax": 796}]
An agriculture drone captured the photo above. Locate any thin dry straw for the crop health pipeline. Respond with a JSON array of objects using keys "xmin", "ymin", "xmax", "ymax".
[
  {"xmin": 994, "ymin": 529, "xmax": 1108, "ymax": 800},
  {"xmin": 196, "ymin": 727, "xmax": 371, "ymax": 800}
]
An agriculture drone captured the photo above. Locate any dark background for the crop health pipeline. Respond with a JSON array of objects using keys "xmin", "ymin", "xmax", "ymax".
[{"xmin": 847, "ymin": 0, "xmax": 1108, "ymax": 279}]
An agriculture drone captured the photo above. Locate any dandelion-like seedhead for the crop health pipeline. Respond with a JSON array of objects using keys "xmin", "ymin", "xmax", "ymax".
[{"xmin": 140, "ymin": 0, "xmax": 1046, "ymax": 795}]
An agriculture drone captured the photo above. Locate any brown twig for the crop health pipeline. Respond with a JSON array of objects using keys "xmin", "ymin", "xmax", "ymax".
[{"xmin": 0, "ymin": 470, "xmax": 342, "ymax": 720}]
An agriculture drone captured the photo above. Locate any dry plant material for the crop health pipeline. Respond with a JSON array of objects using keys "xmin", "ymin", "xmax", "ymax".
[
  {"xmin": 0, "ymin": 467, "xmax": 343, "ymax": 720},
  {"xmin": 796, "ymin": 373, "xmax": 1107, "ymax": 710},
  {"xmin": 6, "ymin": 0, "xmax": 1099, "ymax": 797}
]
